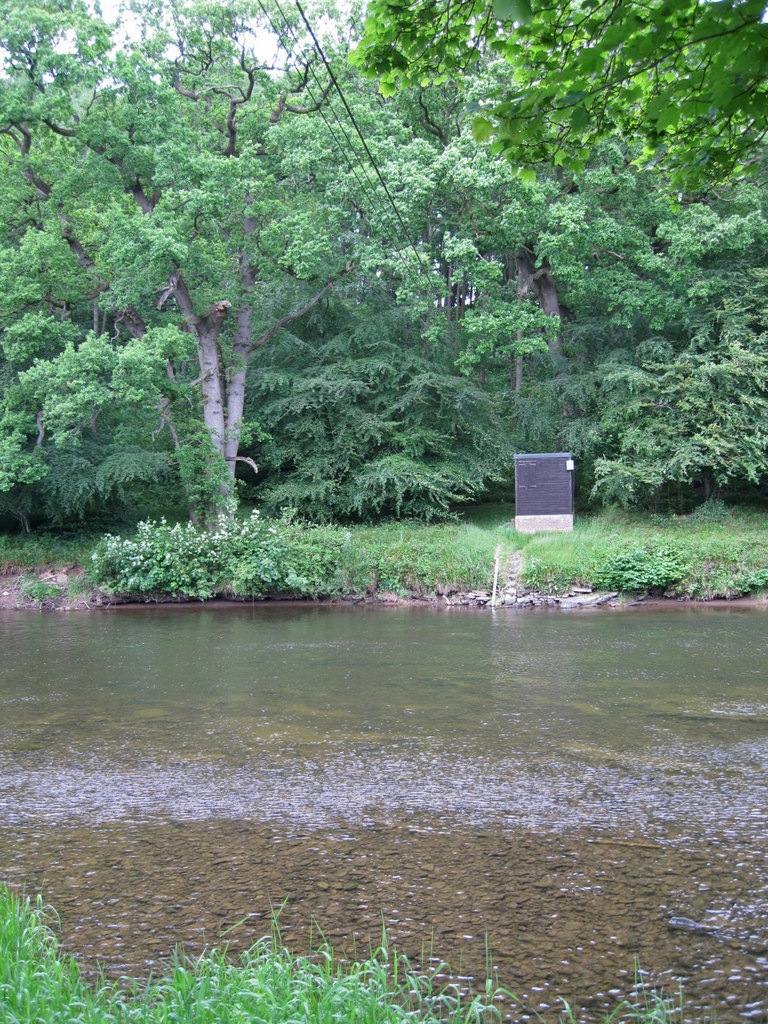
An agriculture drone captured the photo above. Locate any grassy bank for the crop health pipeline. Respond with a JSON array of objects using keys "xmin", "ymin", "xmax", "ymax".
[
  {"xmin": 2, "ymin": 503, "xmax": 768, "ymax": 604},
  {"xmin": 0, "ymin": 886, "xmax": 685, "ymax": 1024},
  {"xmin": 85, "ymin": 513, "xmax": 510, "ymax": 602},
  {"xmin": 515, "ymin": 505, "xmax": 768, "ymax": 599}
]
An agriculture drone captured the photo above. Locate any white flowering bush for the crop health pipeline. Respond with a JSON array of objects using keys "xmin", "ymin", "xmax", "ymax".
[
  {"xmin": 89, "ymin": 513, "xmax": 500, "ymax": 601},
  {"xmin": 90, "ymin": 511, "xmax": 349, "ymax": 599},
  {"xmin": 91, "ymin": 518, "xmax": 226, "ymax": 598}
]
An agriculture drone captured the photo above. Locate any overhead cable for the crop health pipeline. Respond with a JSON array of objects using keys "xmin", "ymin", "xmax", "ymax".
[
  {"xmin": 257, "ymin": 0, "xmax": 412, "ymax": 275},
  {"xmin": 291, "ymin": 0, "xmax": 434, "ymax": 284}
]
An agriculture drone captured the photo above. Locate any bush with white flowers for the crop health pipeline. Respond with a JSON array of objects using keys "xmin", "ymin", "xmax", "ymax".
[{"xmin": 90, "ymin": 511, "xmax": 334, "ymax": 599}]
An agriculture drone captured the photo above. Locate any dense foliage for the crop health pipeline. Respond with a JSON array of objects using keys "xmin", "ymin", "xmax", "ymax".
[
  {"xmin": 354, "ymin": 0, "xmax": 768, "ymax": 187},
  {"xmin": 1, "ymin": 0, "xmax": 768, "ymax": 531},
  {"xmin": 246, "ymin": 308, "xmax": 512, "ymax": 520}
]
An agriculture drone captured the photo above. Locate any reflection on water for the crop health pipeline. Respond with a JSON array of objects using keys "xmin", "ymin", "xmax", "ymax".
[{"xmin": 0, "ymin": 605, "xmax": 767, "ymax": 1021}]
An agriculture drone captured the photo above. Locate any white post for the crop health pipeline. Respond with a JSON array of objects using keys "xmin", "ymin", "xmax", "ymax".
[{"xmin": 491, "ymin": 545, "xmax": 501, "ymax": 608}]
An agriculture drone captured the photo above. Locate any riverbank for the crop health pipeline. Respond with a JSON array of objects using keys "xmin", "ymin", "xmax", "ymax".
[
  {"xmin": 0, "ymin": 885, "xmax": 686, "ymax": 1024},
  {"xmin": 2, "ymin": 505, "xmax": 768, "ymax": 610},
  {"xmin": 0, "ymin": 565, "xmax": 626, "ymax": 612}
]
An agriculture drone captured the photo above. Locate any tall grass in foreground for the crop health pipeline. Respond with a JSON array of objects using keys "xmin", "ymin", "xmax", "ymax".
[{"xmin": 0, "ymin": 886, "xmax": 687, "ymax": 1024}]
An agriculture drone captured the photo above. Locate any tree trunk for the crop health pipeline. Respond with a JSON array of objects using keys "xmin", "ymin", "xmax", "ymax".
[
  {"xmin": 514, "ymin": 352, "xmax": 524, "ymax": 394},
  {"xmin": 516, "ymin": 249, "xmax": 563, "ymax": 351},
  {"xmin": 223, "ymin": 339, "xmax": 250, "ymax": 475},
  {"xmin": 194, "ymin": 319, "xmax": 234, "ymax": 523},
  {"xmin": 165, "ymin": 265, "xmax": 345, "ymax": 525},
  {"xmin": 223, "ymin": 251, "xmax": 258, "ymax": 477},
  {"xmin": 197, "ymin": 323, "xmax": 228, "ymax": 455}
]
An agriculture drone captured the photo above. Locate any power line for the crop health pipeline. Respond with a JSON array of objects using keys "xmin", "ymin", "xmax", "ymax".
[
  {"xmin": 257, "ymin": 0, "xmax": 407, "ymax": 268},
  {"xmin": 256, "ymin": 0, "xmax": 422, "ymax": 283},
  {"xmin": 291, "ymin": 0, "xmax": 434, "ymax": 286}
]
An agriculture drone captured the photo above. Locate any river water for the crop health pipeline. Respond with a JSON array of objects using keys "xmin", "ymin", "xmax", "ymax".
[{"xmin": 0, "ymin": 604, "xmax": 767, "ymax": 1021}]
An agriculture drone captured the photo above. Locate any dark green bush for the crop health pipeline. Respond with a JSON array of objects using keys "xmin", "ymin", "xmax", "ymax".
[{"xmin": 594, "ymin": 546, "xmax": 687, "ymax": 593}]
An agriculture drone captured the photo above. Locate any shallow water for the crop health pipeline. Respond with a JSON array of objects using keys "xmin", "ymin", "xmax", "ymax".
[{"xmin": 1, "ymin": 604, "xmax": 767, "ymax": 1020}]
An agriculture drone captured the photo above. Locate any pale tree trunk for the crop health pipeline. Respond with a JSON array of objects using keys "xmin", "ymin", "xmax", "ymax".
[
  {"xmin": 159, "ymin": 273, "xmax": 235, "ymax": 522},
  {"xmin": 515, "ymin": 249, "xmax": 563, "ymax": 351},
  {"xmin": 223, "ymin": 339, "xmax": 251, "ymax": 476},
  {"xmin": 159, "ymin": 266, "xmax": 346, "ymax": 525},
  {"xmin": 165, "ymin": 278, "xmax": 228, "ymax": 452},
  {"xmin": 510, "ymin": 249, "xmax": 564, "ymax": 396},
  {"xmin": 197, "ymin": 321, "xmax": 228, "ymax": 455},
  {"xmin": 222, "ymin": 250, "xmax": 258, "ymax": 478},
  {"xmin": 191, "ymin": 307, "xmax": 238, "ymax": 521}
]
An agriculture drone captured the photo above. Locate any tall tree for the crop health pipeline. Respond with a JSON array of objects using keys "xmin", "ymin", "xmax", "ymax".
[
  {"xmin": 0, "ymin": 0, "xmax": 355, "ymax": 523},
  {"xmin": 590, "ymin": 292, "xmax": 768, "ymax": 506}
]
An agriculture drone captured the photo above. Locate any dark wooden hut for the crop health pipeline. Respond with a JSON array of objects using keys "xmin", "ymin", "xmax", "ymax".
[{"xmin": 514, "ymin": 452, "xmax": 574, "ymax": 533}]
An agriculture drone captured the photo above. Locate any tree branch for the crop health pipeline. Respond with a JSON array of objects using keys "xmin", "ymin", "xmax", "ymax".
[
  {"xmin": 229, "ymin": 455, "xmax": 258, "ymax": 475},
  {"xmin": 246, "ymin": 266, "xmax": 354, "ymax": 354}
]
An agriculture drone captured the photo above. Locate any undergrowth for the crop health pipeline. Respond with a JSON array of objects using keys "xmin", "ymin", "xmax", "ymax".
[
  {"xmin": 88, "ymin": 512, "xmax": 509, "ymax": 600},
  {"xmin": 4, "ymin": 504, "xmax": 768, "ymax": 601},
  {"xmin": 0, "ymin": 532, "xmax": 95, "ymax": 573}
]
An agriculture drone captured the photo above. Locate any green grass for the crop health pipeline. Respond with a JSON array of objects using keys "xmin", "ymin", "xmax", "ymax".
[
  {"xmin": 0, "ymin": 532, "xmax": 97, "ymax": 573},
  {"xmin": 4, "ymin": 504, "xmax": 768, "ymax": 601},
  {"xmin": 84, "ymin": 514, "xmax": 517, "ymax": 601},
  {"xmin": 0, "ymin": 886, "xmax": 687, "ymax": 1024},
  {"xmin": 516, "ymin": 507, "xmax": 768, "ymax": 598},
  {"xmin": 338, "ymin": 522, "xmax": 514, "ymax": 596}
]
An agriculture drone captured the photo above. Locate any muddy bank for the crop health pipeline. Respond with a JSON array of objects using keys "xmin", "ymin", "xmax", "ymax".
[{"xmin": 2, "ymin": 564, "xmax": 766, "ymax": 613}]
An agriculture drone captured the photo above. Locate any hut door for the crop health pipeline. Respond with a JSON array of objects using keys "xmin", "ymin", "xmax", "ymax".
[{"xmin": 517, "ymin": 459, "xmax": 536, "ymax": 498}]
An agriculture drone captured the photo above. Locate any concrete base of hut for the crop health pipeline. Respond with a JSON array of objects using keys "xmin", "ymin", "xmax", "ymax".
[{"xmin": 514, "ymin": 514, "xmax": 573, "ymax": 534}]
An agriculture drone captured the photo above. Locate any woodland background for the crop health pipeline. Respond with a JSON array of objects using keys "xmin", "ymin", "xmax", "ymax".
[{"xmin": 2, "ymin": 0, "xmax": 768, "ymax": 532}]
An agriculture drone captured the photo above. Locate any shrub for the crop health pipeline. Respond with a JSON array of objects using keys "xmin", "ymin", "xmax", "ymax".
[
  {"xmin": 89, "ymin": 514, "xmax": 505, "ymax": 600},
  {"xmin": 594, "ymin": 546, "xmax": 688, "ymax": 593},
  {"xmin": 689, "ymin": 497, "xmax": 732, "ymax": 524},
  {"xmin": 90, "ymin": 512, "xmax": 355, "ymax": 599},
  {"xmin": 91, "ymin": 518, "xmax": 225, "ymax": 598}
]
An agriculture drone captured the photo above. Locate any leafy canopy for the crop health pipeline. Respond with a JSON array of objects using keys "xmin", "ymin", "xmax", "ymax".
[{"xmin": 352, "ymin": 0, "xmax": 768, "ymax": 186}]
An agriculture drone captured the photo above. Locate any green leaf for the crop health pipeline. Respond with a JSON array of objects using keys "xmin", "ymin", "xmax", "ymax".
[
  {"xmin": 492, "ymin": 0, "xmax": 532, "ymax": 22},
  {"xmin": 559, "ymin": 90, "xmax": 589, "ymax": 107},
  {"xmin": 569, "ymin": 105, "xmax": 590, "ymax": 131},
  {"xmin": 472, "ymin": 115, "xmax": 495, "ymax": 142}
]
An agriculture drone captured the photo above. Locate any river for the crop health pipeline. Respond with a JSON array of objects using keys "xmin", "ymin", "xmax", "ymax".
[{"xmin": 0, "ymin": 604, "xmax": 766, "ymax": 1021}]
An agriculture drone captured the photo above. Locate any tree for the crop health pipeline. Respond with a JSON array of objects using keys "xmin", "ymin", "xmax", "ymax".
[
  {"xmin": 352, "ymin": 0, "xmax": 768, "ymax": 186},
  {"xmin": 4, "ymin": 2, "xmax": 768, "ymax": 529},
  {"xmin": 245, "ymin": 302, "xmax": 513, "ymax": 519},
  {"xmin": 590, "ymin": 293, "xmax": 768, "ymax": 506},
  {"xmin": 0, "ymin": 0, "xmax": 355, "ymax": 524}
]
